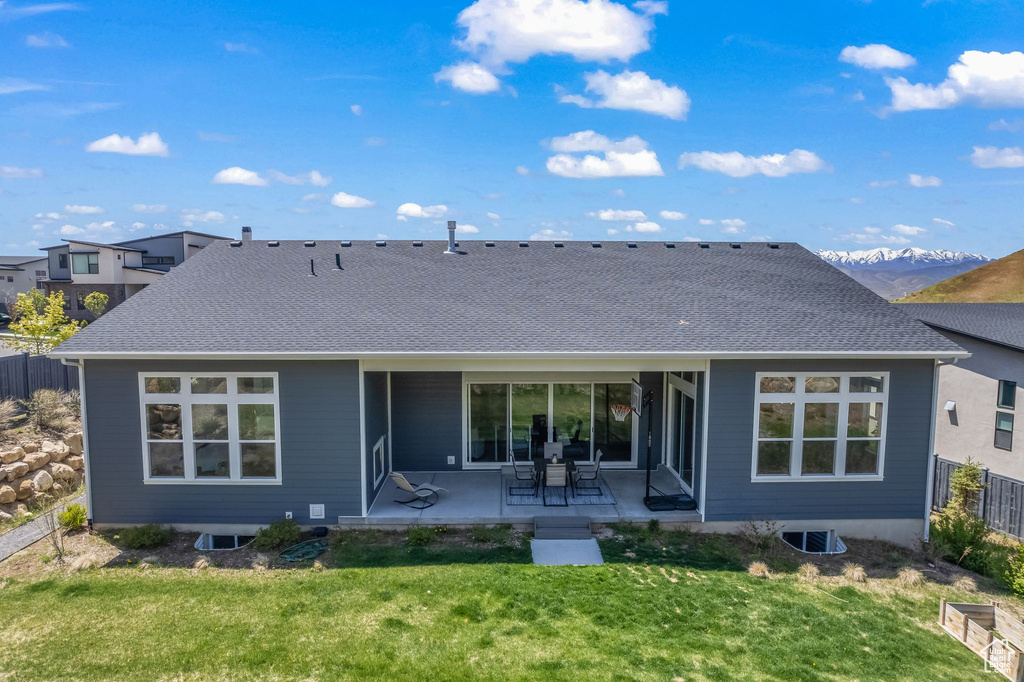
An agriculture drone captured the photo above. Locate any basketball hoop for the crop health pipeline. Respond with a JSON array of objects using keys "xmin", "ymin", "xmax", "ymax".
[{"xmin": 610, "ymin": 404, "xmax": 632, "ymax": 422}]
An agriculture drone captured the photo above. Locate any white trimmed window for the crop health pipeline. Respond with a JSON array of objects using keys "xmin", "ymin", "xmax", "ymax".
[
  {"xmin": 139, "ymin": 373, "xmax": 281, "ymax": 484},
  {"xmin": 752, "ymin": 372, "xmax": 887, "ymax": 481}
]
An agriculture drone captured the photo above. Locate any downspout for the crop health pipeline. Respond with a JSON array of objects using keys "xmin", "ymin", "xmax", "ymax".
[
  {"xmin": 924, "ymin": 356, "xmax": 959, "ymax": 543},
  {"xmin": 60, "ymin": 358, "xmax": 93, "ymax": 529}
]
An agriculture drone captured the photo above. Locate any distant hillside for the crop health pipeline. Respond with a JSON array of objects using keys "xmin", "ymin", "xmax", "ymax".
[
  {"xmin": 816, "ymin": 247, "xmax": 992, "ymax": 300},
  {"xmin": 895, "ymin": 248, "xmax": 1024, "ymax": 303}
]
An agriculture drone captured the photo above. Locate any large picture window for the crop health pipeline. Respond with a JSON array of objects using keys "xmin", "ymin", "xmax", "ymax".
[
  {"xmin": 753, "ymin": 372, "xmax": 888, "ymax": 481},
  {"xmin": 71, "ymin": 253, "xmax": 99, "ymax": 274},
  {"xmin": 139, "ymin": 372, "xmax": 281, "ymax": 484}
]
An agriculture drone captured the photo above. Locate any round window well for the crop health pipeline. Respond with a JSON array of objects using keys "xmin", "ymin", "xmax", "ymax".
[
  {"xmin": 194, "ymin": 533, "xmax": 255, "ymax": 551},
  {"xmin": 781, "ymin": 530, "xmax": 846, "ymax": 555}
]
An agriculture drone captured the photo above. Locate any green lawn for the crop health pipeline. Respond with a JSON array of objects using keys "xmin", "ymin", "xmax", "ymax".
[{"xmin": 0, "ymin": 527, "xmax": 1001, "ymax": 681}]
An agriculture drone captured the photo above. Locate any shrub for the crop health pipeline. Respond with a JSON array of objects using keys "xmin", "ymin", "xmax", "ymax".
[
  {"xmin": 118, "ymin": 524, "xmax": 171, "ymax": 549},
  {"xmin": 930, "ymin": 513, "xmax": 994, "ymax": 575},
  {"xmin": 407, "ymin": 527, "xmax": 436, "ymax": 546},
  {"xmin": 747, "ymin": 561, "xmax": 770, "ymax": 579},
  {"xmin": 21, "ymin": 389, "xmax": 73, "ymax": 432},
  {"xmin": 946, "ymin": 457, "xmax": 986, "ymax": 517},
  {"xmin": 471, "ymin": 524, "xmax": 512, "ymax": 544},
  {"xmin": 57, "ymin": 503, "xmax": 87, "ymax": 530},
  {"xmin": 69, "ymin": 553, "xmax": 100, "ymax": 572},
  {"xmin": 842, "ymin": 563, "xmax": 867, "ymax": 583},
  {"xmin": 252, "ymin": 519, "xmax": 302, "ymax": 551},
  {"xmin": 62, "ymin": 390, "xmax": 81, "ymax": 421},
  {"xmin": 797, "ymin": 563, "xmax": 820, "ymax": 581},
  {"xmin": 0, "ymin": 398, "xmax": 25, "ymax": 431},
  {"xmin": 954, "ymin": 575, "xmax": 978, "ymax": 593},
  {"xmin": 647, "ymin": 519, "xmax": 660, "ymax": 534},
  {"xmin": 740, "ymin": 520, "xmax": 781, "ymax": 559},
  {"xmin": 1006, "ymin": 544, "xmax": 1024, "ymax": 597},
  {"xmin": 896, "ymin": 568, "xmax": 924, "ymax": 587}
]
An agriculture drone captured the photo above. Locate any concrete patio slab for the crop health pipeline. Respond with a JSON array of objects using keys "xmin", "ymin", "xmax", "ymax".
[{"xmin": 531, "ymin": 539, "xmax": 604, "ymax": 566}]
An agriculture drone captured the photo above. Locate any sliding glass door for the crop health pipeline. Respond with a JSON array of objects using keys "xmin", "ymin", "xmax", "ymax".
[
  {"xmin": 467, "ymin": 380, "xmax": 634, "ymax": 466},
  {"xmin": 667, "ymin": 374, "xmax": 698, "ymax": 492}
]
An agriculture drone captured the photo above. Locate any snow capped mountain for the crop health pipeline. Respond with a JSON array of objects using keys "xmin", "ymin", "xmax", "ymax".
[{"xmin": 816, "ymin": 247, "xmax": 992, "ymax": 270}]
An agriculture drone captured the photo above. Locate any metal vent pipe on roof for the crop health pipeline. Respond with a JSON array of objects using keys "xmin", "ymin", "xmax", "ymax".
[
  {"xmin": 445, "ymin": 221, "xmax": 457, "ymax": 254},
  {"xmin": 241, "ymin": 226, "xmax": 252, "ymax": 242}
]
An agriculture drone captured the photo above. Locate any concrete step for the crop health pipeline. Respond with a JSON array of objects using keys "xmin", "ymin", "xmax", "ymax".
[{"xmin": 534, "ymin": 516, "xmax": 592, "ymax": 539}]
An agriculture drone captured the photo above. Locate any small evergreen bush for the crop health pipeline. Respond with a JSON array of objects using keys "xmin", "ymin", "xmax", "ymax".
[
  {"xmin": 252, "ymin": 519, "xmax": 302, "ymax": 551},
  {"xmin": 407, "ymin": 527, "xmax": 437, "ymax": 546},
  {"xmin": 57, "ymin": 504, "xmax": 87, "ymax": 530},
  {"xmin": 119, "ymin": 524, "xmax": 171, "ymax": 549}
]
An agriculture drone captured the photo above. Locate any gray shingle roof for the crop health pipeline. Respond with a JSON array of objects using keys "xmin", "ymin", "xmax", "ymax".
[
  {"xmin": 52, "ymin": 240, "xmax": 966, "ymax": 357},
  {"xmin": 899, "ymin": 303, "xmax": 1024, "ymax": 353}
]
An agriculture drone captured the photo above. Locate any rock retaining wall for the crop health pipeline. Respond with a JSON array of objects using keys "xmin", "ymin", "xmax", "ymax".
[{"xmin": 0, "ymin": 433, "xmax": 84, "ymax": 522}]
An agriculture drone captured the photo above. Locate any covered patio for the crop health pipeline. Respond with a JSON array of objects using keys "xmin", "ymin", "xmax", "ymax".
[{"xmin": 362, "ymin": 467, "xmax": 700, "ymax": 526}]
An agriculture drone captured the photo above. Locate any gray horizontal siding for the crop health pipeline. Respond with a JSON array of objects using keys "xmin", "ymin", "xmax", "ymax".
[
  {"xmin": 364, "ymin": 371, "xmax": 389, "ymax": 506},
  {"xmin": 390, "ymin": 372, "xmax": 462, "ymax": 471},
  {"xmin": 705, "ymin": 359, "xmax": 934, "ymax": 521},
  {"xmin": 84, "ymin": 359, "xmax": 362, "ymax": 525}
]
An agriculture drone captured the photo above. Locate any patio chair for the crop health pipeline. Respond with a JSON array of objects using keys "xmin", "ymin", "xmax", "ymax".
[
  {"xmin": 389, "ymin": 472, "xmax": 447, "ymax": 509},
  {"xmin": 572, "ymin": 449, "xmax": 604, "ymax": 496},
  {"xmin": 507, "ymin": 450, "xmax": 539, "ymax": 497},
  {"xmin": 543, "ymin": 462, "xmax": 569, "ymax": 507}
]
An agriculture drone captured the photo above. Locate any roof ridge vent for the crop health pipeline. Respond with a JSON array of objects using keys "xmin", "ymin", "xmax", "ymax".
[
  {"xmin": 730, "ymin": 243, "xmax": 741, "ymax": 249},
  {"xmin": 229, "ymin": 240, "xmax": 242, "ymax": 247},
  {"xmin": 341, "ymin": 240, "xmax": 351, "ymax": 247},
  {"xmin": 665, "ymin": 243, "xmax": 676, "ymax": 248},
  {"xmin": 627, "ymin": 242, "xmax": 637, "ymax": 248},
  {"xmin": 699, "ymin": 242, "xmax": 710, "ymax": 248},
  {"xmin": 375, "ymin": 240, "xmax": 386, "ymax": 247},
  {"xmin": 553, "ymin": 242, "xmax": 564, "ymax": 248},
  {"xmin": 413, "ymin": 241, "xmax": 423, "ymax": 247},
  {"xmin": 485, "ymin": 241, "xmax": 495, "ymax": 247},
  {"xmin": 304, "ymin": 240, "xmax": 316, "ymax": 247},
  {"xmin": 592, "ymin": 242, "xmax": 602, "ymax": 248},
  {"xmin": 768, "ymin": 242, "xmax": 780, "ymax": 249},
  {"xmin": 519, "ymin": 242, "xmax": 528, "ymax": 247}
]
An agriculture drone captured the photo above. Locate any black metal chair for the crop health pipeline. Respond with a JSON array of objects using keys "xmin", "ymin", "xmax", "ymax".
[
  {"xmin": 572, "ymin": 449, "xmax": 604, "ymax": 496},
  {"xmin": 543, "ymin": 462, "xmax": 569, "ymax": 506},
  {"xmin": 507, "ymin": 450, "xmax": 539, "ymax": 497}
]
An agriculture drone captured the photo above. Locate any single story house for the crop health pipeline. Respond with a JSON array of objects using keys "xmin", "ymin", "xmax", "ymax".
[
  {"xmin": 900, "ymin": 303, "xmax": 1024, "ymax": 480},
  {"xmin": 50, "ymin": 225, "xmax": 969, "ymax": 547}
]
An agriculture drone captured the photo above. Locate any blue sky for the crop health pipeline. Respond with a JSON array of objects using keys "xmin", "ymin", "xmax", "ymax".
[{"xmin": 1, "ymin": 0, "xmax": 1023, "ymax": 257}]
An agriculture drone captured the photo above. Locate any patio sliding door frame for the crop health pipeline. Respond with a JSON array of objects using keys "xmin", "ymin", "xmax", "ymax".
[
  {"xmin": 462, "ymin": 372, "xmax": 641, "ymax": 470},
  {"xmin": 665, "ymin": 371, "xmax": 700, "ymax": 495}
]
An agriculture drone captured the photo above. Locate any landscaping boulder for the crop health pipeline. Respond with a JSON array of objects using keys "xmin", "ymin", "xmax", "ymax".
[
  {"xmin": 23, "ymin": 452, "xmax": 50, "ymax": 471},
  {"xmin": 47, "ymin": 462, "xmax": 76, "ymax": 481},
  {"xmin": 15, "ymin": 478, "xmax": 33, "ymax": 500},
  {"xmin": 72, "ymin": 470, "xmax": 85, "ymax": 487},
  {"xmin": 0, "ymin": 484, "xmax": 15, "ymax": 504},
  {"xmin": 0, "ymin": 447, "xmax": 24, "ymax": 464},
  {"xmin": 21, "ymin": 443, "xmax": 38, "ymax": 454},
  {"xmin": 65, "ymin": 433, "xmax": 83, "ymax": 456},
  {"xmin": 12, "ymin": 502, "xmax": 28, "ymax": 516},
  {"xmin": 51, "ymin": 482, "xmax": 65, "ymax": 496},
  {"xmin": 41, "ymin": 440, "xmax": 70, "ymax": 461},
  {"xmin": 5, "ymin": 461, "xmax": 28, "ymax": 480},
  {"xmin": 31, "ymin": 469, "xmax": 53, "ymax": 493},
  {"xmin": 0, "ymin": 509, "xmax": 10, "ymax": 522},
  {"xmin": 65, "ymin": 456, "xmax": 84, "ymax": 471}
]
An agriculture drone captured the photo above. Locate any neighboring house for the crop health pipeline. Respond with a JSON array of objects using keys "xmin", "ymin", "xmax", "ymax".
[
  {"xmin": 49, "ymin": 227, "xmax": 968, "ymax": 547},
  {"xmin": 901, "ymin": 303, "xmax": 1024, "ymax": 480},
  {"xmin": 0, "ymin": 255, "xmax": 49, "ymax": 306},
  {"xmin": 40, "ymin": 230, "xmax": 227, "ymax": 320}
]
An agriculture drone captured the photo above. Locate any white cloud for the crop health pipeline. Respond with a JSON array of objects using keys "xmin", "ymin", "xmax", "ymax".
[
  {"xmin": 659, "ymin": 210, "xmax": 687, "ymax": 221},
  {"xmin": 626, "ymin": 221, "xmax": 661, "ymax": 233},
  {"xmin": 376, "ymin": 233, "xmax": 389, "ymax": 240},
  {"xmin": 863, "ymin": 226, "xmax": 882, "ymax": 234},
  {"xmin": 331, "ymin": 191, "xmax": 375, "ymax": 208},
  {"xmin": 350, "ymin": 104, "xmax": 362, "ymax": 116},
  {"xmin": 301, "ymin": 193, "xmax": 326, "ymax": 202},
  {"xmin": 212, "ymin": 166, "xmax": 268, "ymax": 186},
  {"xmin": 0, "ymin": 165, "xmax": 42, "ymax": 178},
  {"xmin": 868, "ymin": 179, "xmax": 899, "ymax": 188},
  {"xmin": 933, "ymin": 217, "xmax": 955, "ymax": 227},
  {"xmin": 545, "ymin": 131, "xmax": 661, "ymax": 179},
  {"xmin": 435, "ymin": 61, "xmax": 500, "ymax": 94},
  {"xmin": 839, "ymin": 44, "xmax": 915, "ymax": 70},
  {"xmin": 606, "ymin": 228, "xmax": 619, "ymax": 235},
  {"xmin": 698, "ymin": 218, "xmax": 715, "ymax": 226},
  {"xmin": 841, "ymin": 231, "xmax": 911, "ymax": 246},
  {"xmin": 529, "ymin": 228, "xmax": 573, "ymax": 241},
  {"xmin": 64, "ymin": 204, "xmax": 103, "ymax": 214},
  {"xmin": 396, "ymin": 202, "xmax": 448, "ymax": 219},
  {"xmin": 268, "ymin": 169, "xmax": 332, "ymax": 186},
  {"xmin": 990, "ymin": 118, "xmax": 1024, "ymax": 132},
  {"xmin": 58, "ymin": 224, "xmax": 82, "ymax": 235},
  {"xmin": 130, "ymin": 222, "xmax": 147, "ymax": 231},
  {"xmin": 181, "ymin": 210, "xmax": 228, "ymax": 227},
  {"xmin": 84, "ymin": 220, "xmax": 116, "ymax": 233},
  {"xmin": 892, "ymin": 223, "xmax": 927, "ymax": 236},
  {"xmin": 969, "ymin": 145, "xmax": 1024, "ymax": 169},
  {"xmin": 633, "ymin": 1, "xmax": 667, "ymax": 15},
  {"xmin": 486, "ymin": 212, "xmax": 500, "ymax": 220},
  {"xmin": 447, "ymin": 0, "xmax": 659, "ymax": 94},
  {"xmin": 588, "ymin": 208, "xmax": 646, "ymax": 221},
  {"xmin": 132, "ymin": 204, "xmax": 168, "ymax": 213},
  {"xmin": 908, "ymin": 173, "xmax": 941, "ymax": 187},
  {"xmin": 25, "ymin": 31, "xmax": 69, "ymax": 48},
  {"xmin": 561, "ymin": 70, "xmax": 689, "ymax": 120},
  {"xmin": 678, "ymin": 149, "xmax": 827, "ymax": 178},
  {"xmin": 459, "ymin": 224, "xmax": 480, "ymax": 233},
  {"xmin": 516, "ymin": 165, "xmax": 530, "ymax": 176},
  {"xmin": 86, "ymin": 132, "xmax": 169, "ymax": 157},
  {"xmin": 35, "ymin": 212, "xmax": 61, "ymax": 221},
  {"xmin": 886, "ymin": 51, "xmax": 1024, "ymax": 112},
  {"xmin": 720, "ymin": 218, "xmax": 746, "ymax": 234},
  {"xmin": 224, "ymin": 42, "xmax": 259, "ymax": 54},
  {"xmin": 0, "ymin": 77, "xmax": 48, "ymax": 95},
  {"xmin": 612, "ymin": 188, "xmax": 626, "ymax": 197},
  {"xmin": 681, "ymin": 236, "xmax": 703, "ymax": 242}
]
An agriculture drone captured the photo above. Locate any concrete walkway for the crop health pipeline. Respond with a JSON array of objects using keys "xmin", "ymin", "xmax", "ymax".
[
  {"xmin": 531, "ymin": 539, "xmax": 604, "ymax": 566},
  {"xmin": 0, "ymin": 493, "xmax": 85, "ymax": 563}
]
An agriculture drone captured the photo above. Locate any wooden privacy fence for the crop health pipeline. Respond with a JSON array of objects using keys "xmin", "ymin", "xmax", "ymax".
[
  {"xmin": 933, "ymin": 455, "xmax": 1024, "ymax": 540},
  {"xmin": 0, "ymin": 352, "xmax": 79, "ymax": 401}
]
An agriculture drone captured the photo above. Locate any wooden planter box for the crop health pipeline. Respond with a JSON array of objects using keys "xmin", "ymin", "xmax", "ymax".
[{"xmin": 940, "ymin": 599, "xmax": 1024, "ymax": 681}]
